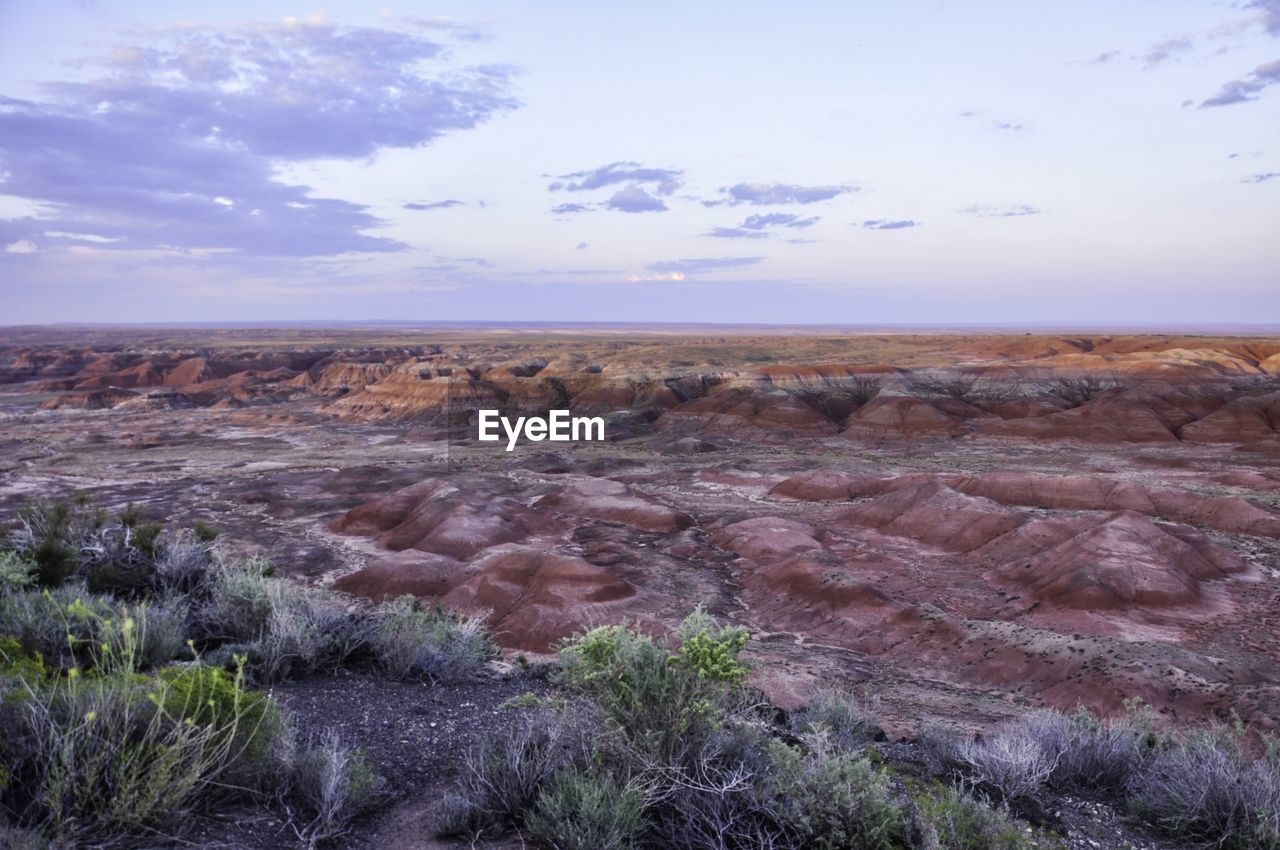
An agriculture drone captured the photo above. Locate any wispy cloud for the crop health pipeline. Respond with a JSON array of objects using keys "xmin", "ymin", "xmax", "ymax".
[
  {"xmin": 742, "ymin": 213, "xmax": 819, "ymax": 230},
  {"xmin": 861, "ymin": 219, "xmax": 920, "ymax": 230},
  {"xmin": 627, "ymin": 271, "xmax": 686, "ymax": 282},
  {"xmin": 605, "ymin": 185, "xmax": 668, "ymax": 213},
  {"xmin": 1143, "ymin": 36, "xmax": 1194, "ymax": 68},
  {"xmin": 961, "ymin": 204, "xmax": 1043, "ymax": 217},
  {"xmin": 548, "ymin": 161, "xmax": 682, "ymax": 195},
  {"xmin": 1243, "ymin": 171, "xmax": 1280, "ymax": 183},
  {"xmin": 646, "ymin": 256, "xmax": 764, "ymax": 274},
  {"xmin": 0, "ymin": 21, "xmax": 518, "ymax": 256},
  {"xmin": 403, "ymin": 199, "xmax": 464, "ymax": 210},
  {"xmin": 714, "ymin": 182, "xmax": 856, "ymax": 206},
  {"xmin": 705, "ymin": 212, "xmax": 820, "ymax": 239},
  {"xmin": 1201, "ymin": 58, "xmax": 1280, "ymax": 107},
  {"xmin": 705, "ymin": 227, "xmax": 770, "ymax": 239},
  {"xmin": 551, "ymin": 202, "xmax": 592, "ymax": 214}
]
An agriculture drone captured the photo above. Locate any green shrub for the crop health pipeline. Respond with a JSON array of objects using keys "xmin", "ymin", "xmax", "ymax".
[
  {"xmin": 193, "ymin": 521, "xmax": 219, "ymax": 544},
  {"xmin": 526, "ymin": 770, "xmax": 645, "ymax": 850},
  {"xmin": 156, "ymin": 663, "xmax": 284, "ymax": 786},
  {"xmin": 0, "ymin": 588, "xmax": 188, "ymax": 673},
  {"xmin": 792, "ymin": 688, "xmax": 885, "ymax": 752},
  {"xmin": 556, "ymin": 610, "xmax": 748, "ymax": 758},
  {"xmin": 671, "ymin": 607, "xmax": 749, "ymax": 686},
  {"xmin": 3, "ymin": 632, "xmax": 276, "ymax": 842},
  {"xmin": 198, "ymin": 559, "xmax": 369, "ymax": 682},
  {"xmin": 913, "ymin": 783, "xmax": 1044, "ymax": 850},
  {"xmin": 784, "ymin": 748, "xmax": 908, "ymax": 850},
  {"xmin": 0, "ymin": 552, "xmax": 36, "ymax": 595},
  {"xmin": 372, "ymin": 596, "xmax": 493, "ymax": 681},
  {"xmin": 0, "ymin": 636, "xmax": 48, "ymax": 684}
]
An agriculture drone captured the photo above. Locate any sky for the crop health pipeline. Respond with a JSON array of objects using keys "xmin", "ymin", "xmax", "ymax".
[{"xmin": 0, "ymin": 0, "xmax": 1277, "ymax": 325}]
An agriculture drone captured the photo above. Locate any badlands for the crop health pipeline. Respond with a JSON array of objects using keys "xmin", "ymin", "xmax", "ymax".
[{"xmin": 3, "ymin": 324, "xmax": 1280, "ymax": 739}]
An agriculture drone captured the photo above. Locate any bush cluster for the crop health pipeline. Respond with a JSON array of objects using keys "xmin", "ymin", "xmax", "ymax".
[
  {"xmin": 0, "ymin": 495, "xmax": 492, "ymax": 846},
  {"xmin": 919, "ymin": 701, "xmax": 1280, "ymax": 849},
  {"xmin": 440, "ymin": 609, "xmax": 1053, "ymax": 850}
]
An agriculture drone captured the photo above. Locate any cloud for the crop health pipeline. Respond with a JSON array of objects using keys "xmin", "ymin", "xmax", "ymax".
[
  {"xmin": 605, "ymin": 185, "xmax": 667, "ymax": 213},
  {"xmin": 0, "ymin": 21, "xmax": 518, "ymax": 256},
  {"xmin": 1244, "ymin": 172, "xmax": 1280, "ymax": 182},
  {"xmin": 576, "ymin": 241, "xmax": 589, "ymax": 250},
  {"xmin": 646, "ymin": 256, "xmax": 763, "ymax": 274},
  {"xmin": 861, "ymin": 219, "xmax": 919, "ymax": 230},
  {"xmin": 705, "ymin": 227, "xmax": 770, "ymax": 239},
  {"xmin": 1251, "ymin": 0, "xmax": 1280, "ymax": 35},
  {"xmin": 1201, "ymin": 58, "xmax": 1280, "ymax": 106},
  {"xmin": 1144, "ymin": 36, "xmax": 1194, "ymax": 67},
  {"xmin": 549, "ymin": 161, "xmax": 682, "ymax": 195},
  {"xmin": 741, "ymin": 213, "xmax": 819, "ymax": 230},
  {"xmin": 551, "ymin": 202, "xmax": 592, "ymax": 214},
  {"xmin": 716, "ymin": 182, "xmax": 855, "ymax": 205},
  {"xmin": 705, "ymin": 212, "xmax": 820, "ymax": 239},
  {"xmin": 627, "ymin": 271, "xmax": 686, "ymax": 282},
  {"xmin": 403, "ymin": 200, "xmax": 464, "ymax": 210},
  {"xmin": 4, "ymin": 239, "xmax": 37, "ymax": 254},
  {"xmin": 1086, "ymin": 50, "xmax": 1123, "ymax": 64},
  {"xmin": 961, "ymin": 204, "xmax": 1043, "ymax": 217}
]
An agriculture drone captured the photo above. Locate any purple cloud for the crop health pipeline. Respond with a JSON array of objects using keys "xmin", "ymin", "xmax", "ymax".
[
  {"xmin": 717, "ymin": 182, "xmax": 855, "ymax": 205},
  {"xmin": 647, "ymin": 257, "xmax": 763, "ymax": 273},
  {"xmin": 705, "ymin": 212, "xmax": 820, "ymax": 239},
  {"xmin": 404, "ymin": 200, "xmax": 464, "ymax": 210},
  {"xmin": 549, "ymin": 161, "xmax": 682, "ymax": 195},
  {"xmin": 1244, "ymin": 172, "xmax": 1280, "ymax": 183},
  {"xmin": 861, "ymin": 219, "xmax": 920, "ymax": 230},
  {"xmin": 552, "ymin": 202, "xmax": 592, "ymax": 214},
  {"xmin": 576, "ymin": 242, "xmax": 589, "ymax": 250},
  {"xmin": 1201, "ymin": 58, "xmax": 1280, "ymax": 107},
  {"xmin": 1144, "ymin": 37, "xmax": 1194, "ymax": 68},
  {"xmin": 605, "ymin": 185, "xmax": 667, "ymax": 213},
  {"xmin": 1252, "ymin": 0, "xmax": 1280, "ymax": 35},
  {"xmin": 741, "ymin": 213, "xmax": 819, "ymax": 230},
  {"xmin": 0, "ymin": 21, "xmax": 518, "ymax": 256},
  {"xmin": 706, "ymin": 227, "xmax": 770, "ymax": 239}
]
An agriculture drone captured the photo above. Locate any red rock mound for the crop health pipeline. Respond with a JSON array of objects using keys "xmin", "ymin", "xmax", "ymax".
[
  {"xmin": 768, "ymin": 470, "xmax": 885, "ymax": 501},
  {"xmin": 987, "ymin": 511, "xmax": 1247, "ymax": 608},
  {"xmin": 330, "ymin": 480, "xmax": 551, "ymax": 558},
  {"xmin": 931, "ymin": 472, "xmax": 1280, "ymax": 538},
  {"xmin": 1180, "ymin": 392, "xmax": 1280, "ymax": 444},
  {"xmin": 442, "ymin": 547, "xmax": 639, "ymax": 651},
  {"xmin": 332, "ymin": 551, "xmax": 458, "ymax": 600},
  {"xmin": 535, "ymin": 478, "xmax": 692, "ymax": 532},
  {"xmin": 334, "ymin": 546, "xmax": 640, "ymax": 652},
  {"xmin": 977, "ymin": 399, "xmax": 1178, "ymax": 443},
  {"xmin": 39, "ymin": 388, "xmax": 139, "ymax": 410},
  {"xmin": 842, "ymin": 396, "xmax": 994, "ymax": 438},
  {"xmin": 715, "ymin": 517, "xmax": 824, "ymax": 559},
  {"xmin": 841, "ymin": 482, "xmax": 1028, "ymax": 551}
]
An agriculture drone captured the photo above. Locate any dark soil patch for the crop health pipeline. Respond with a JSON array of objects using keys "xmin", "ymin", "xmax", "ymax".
[{"xmin": 175, "ymin": 667, "xmax": 555, "ymax": 850}]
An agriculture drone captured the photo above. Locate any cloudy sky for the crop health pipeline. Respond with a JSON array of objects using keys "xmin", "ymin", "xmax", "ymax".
[{"xmin": 1, "ymin": 1, "xmax": 1277, "ymax": 325}]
